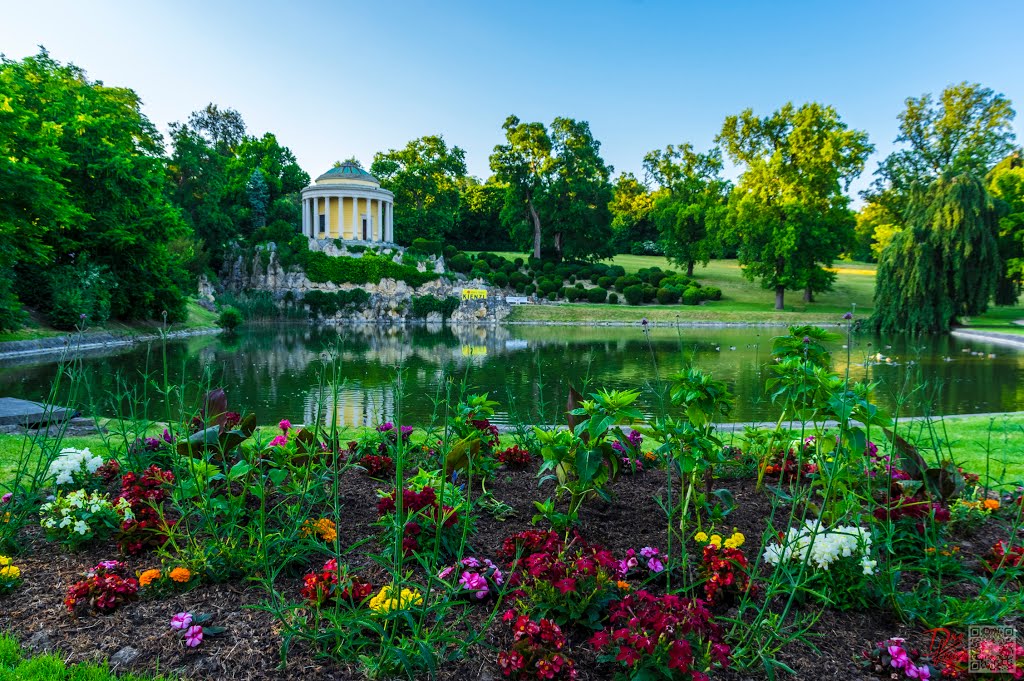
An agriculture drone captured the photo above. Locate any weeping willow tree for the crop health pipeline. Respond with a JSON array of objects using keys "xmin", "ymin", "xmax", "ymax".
[{"xmin": 871, "ymin": 173, "xmax": 1000, "ymax": 335}]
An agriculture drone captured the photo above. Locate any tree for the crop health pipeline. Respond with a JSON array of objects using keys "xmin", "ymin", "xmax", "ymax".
[
  {"xmin": 370, "ymin": 136, "xmax": 467, "ymax": 245},
  {"xmin": 452, "ymin": 176, "xmax": 510, "ymax": 250},
  {"xmin": 226, "ymin": 133, "xmax": 309, "ymax": 239},
  {"xmin": 717, "ymin": 103, "xmax": 872, "ymax": 309},
  {"xmin": 872, "ymin": 173, "xmax": 1000, "ymax": 335},
  {"xmin": 851, "ymin": 202, "xmax": 899, "ymax": 262},
  {"xmin": 608, "ymin": 173, "xmax": 658, "ymax": 254},
  {"xmin": 2, "ymin": 50, "xmax": 194, "ymax": 323},
  {"xmin": 490, "ymin": 116, "xmax": 552, "ymax": 259},
  {"xmin": 987, "ymin": 152, "xmax": 1024, "ymax": 304},
  {"xmin": 869, "ymin": 82, "xmax": 1016, "ymax": 218},
  {"xmin": 246, "ymin": 169, "xmax": 269, "ymax": 230},
  {"xmin": 187, "ymin": 103, "xmax": 246, "ymax": 154},
  {"xmin": 491, "ymin": 115, "xmax": 614, "ymax": 261},
  {"xmin": 644, "ymin": 144, "xmax": 729, "ymax": 276}
]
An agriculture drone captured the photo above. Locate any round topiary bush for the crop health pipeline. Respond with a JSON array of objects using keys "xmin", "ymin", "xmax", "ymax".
[
  {"xmin": 448, "ymin": 253, "xmax": 472, "ymax": 273},
  {"xmin": 682, "ymin": 287, "xmax": 701, "ymax": 305},
  {"xmin": 608, "ymin": 292, "xmax": 619, "ymax": 304},
  {"xmin": 700, "ymin": 286, "xmax": 723, "ymax": 301},
  {"xmin": 587, "ymin": 287, "xmax": 608, "ymax": 303},
  {"xmin": 642, "ymin": 284, "xmax": 657, "ymax": 303},
  {"xmin": 656, "ymin": 287, "xmax": 680, "ymax": 305},
  {"xmin": 623, "ymin": 284, "xmax": 644, "ymax": 306},
  {"xmin": 491, "ymin": 272, "xmax": 509, "ymax": 288},
  {"xmin": 546, "ymin": 291, "xmax": 557, "ymax": 301},
  {"xmin": 598, "ymin": 276, "xmax": 615, "ymax": 289},
  {"xmin": 607, "ymin": 265, "xmax": 626, "ymax": 279},
  {"xmin": 514, "ymin": 257, "xmax": 524, "ymax": 268}
]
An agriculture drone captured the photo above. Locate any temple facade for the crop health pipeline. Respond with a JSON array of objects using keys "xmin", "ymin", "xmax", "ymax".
[{"xmin": 299, "ymin": 162, "xmax": 395, "ymax": 244}]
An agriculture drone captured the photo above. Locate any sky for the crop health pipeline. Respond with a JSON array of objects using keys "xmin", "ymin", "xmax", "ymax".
[{"xmin": 2, "ymin": 0, "xmax": 1023, "ymax": 203}]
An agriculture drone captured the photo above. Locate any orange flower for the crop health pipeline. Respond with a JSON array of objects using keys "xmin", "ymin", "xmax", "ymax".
[
  {"xmin": 616, "ymin": 580, "xmax": 631, "ymax": 591},
  {"xmin": 138, "ymin": 569, "xmax": 161, "ymax": 588},
  {"xmin": 301, "ymin": 518, "xmax": 338, "ymax": 543},
  {"xmin": 169, "ymin": 567, "xmax": 191, "ymax": 583},
  {"xmin": 983, "ymin": 499, "xmax": 1000, "ymax": 511}
]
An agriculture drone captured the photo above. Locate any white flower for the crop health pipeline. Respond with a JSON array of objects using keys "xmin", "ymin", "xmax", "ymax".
[{"xmin": 73, "ymin": 520, "xmax": 89, "ymax": 535}]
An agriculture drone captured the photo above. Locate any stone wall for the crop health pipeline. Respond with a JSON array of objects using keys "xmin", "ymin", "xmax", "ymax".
[{"xmin": 218, "ymin": 246, "xmax": 510, "ymax": 325}]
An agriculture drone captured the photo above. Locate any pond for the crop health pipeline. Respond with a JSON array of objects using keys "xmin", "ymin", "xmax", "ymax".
[{"xmin": 1, "ymin": 324, "xmax": 1021, "ymax": 428}]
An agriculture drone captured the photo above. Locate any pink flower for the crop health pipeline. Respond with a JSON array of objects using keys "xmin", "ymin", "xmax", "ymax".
[
  {"xmin": 459, "ymin": 571, "xmax": 489, "ymax": 598},
  {"xmin": 184, "ymin": 624, "xmax": 203, "ymax": 647},
  {"xmin": 647, "ymin": 557, "xmax": 665, "ymax": 573},
  {"xmin": 269, "ymin": 435, "xmax": 288, "ymax": 447},
  {"xmin": 639, "ymin": 546, "xmax": 659, "ymax": 559},
  {"xmin": 888, "ymin": 645, "xmax": 910, "ymax": 669},
  {"xmin": 438, "ymin": 566, "xmax": 455, "ymax": 581},
  {"xmin": 1, "ymin": 493, "xmax": 11, "ymax": 504},
  {"xmin": 907, "ymin": 664, "xmax": 929, "ymax": 679},
  {"xmin": 170, "ymin": 612, "xmax": 193, "ymax": 630},
  {"xmin": 278, "ymin": 419, "xmax": 292, "ymax": 433}
]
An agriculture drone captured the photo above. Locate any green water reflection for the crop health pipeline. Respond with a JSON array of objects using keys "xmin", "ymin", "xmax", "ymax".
[{"xmin": 1, "ymin": 324, "xmax": 1021, "ymax": 427}]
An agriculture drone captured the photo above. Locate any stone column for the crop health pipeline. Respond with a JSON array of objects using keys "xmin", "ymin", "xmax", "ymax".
[
  {"xmin": 323, "ymin": 195, "xmax": 331, "ymax": 238},
  {"xmin": 351, "ymin": 194, "xmax": 359, "ymax": 240},
  {"xmin": 373, "ymin": 198, "xmax": 379, "ymax": 241},
  {"xmin": 387, "ymin": 201, "xmax": 394, "ymax": 242}
]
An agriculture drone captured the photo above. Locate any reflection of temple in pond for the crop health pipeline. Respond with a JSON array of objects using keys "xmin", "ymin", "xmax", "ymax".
[{"xmin": 302, "ymin": 384, "xmax": 398, "ymax": 428}]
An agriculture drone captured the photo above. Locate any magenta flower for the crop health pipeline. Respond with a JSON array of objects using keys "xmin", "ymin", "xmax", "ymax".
[
  {"xmin": 438, "ymin": 566, "xmax": 455, "ymax": 581},
  {"xmin": 888, "ymin": 645, "xmax": 910, "ymax": 669},
  {"xmin": 459, "ymin": 571, "xmax": 489, "ymax": 598},
  {"xmin": 640, "ymin": 546, "xmax": 659, "ymax": 560},
  {"xmin": 170, "ymin": 612, "xmax": 193, "ymax": 630},
  {"xmin": 843, "ymin": 312, "xmax": 853, "ymax": 320},
  {"xmin": 184, "ymin": 624, "xmax": 203, "ymax": 647},
  {"xmin": 278, "ymin": 419, "xmax": 292, "ymax": 433},
  {"xmin": 269, "ymin": 435, "xmax": 288, "ymax": 447},
  {"xmin": 906, "ymin": 664, "xmax": 929, "ymax": 679},
  {"xmin": 0, "ymin": 493, "xmax": 11, "ymax": 504},
  {"xmin": 647, "ymin": 557, "xmax": 665, "ymax": 573}
]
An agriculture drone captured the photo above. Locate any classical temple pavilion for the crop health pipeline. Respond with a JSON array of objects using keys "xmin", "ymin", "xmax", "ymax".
[{"xmin": 299, "ymin": 162, "xmax": 395, "ymax": 244}]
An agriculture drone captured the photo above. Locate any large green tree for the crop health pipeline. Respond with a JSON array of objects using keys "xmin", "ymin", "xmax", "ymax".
[
  {"xmin": 644, "ymin": 144, "xmax": 729, "ymax": 276},
  {"xmin": 491, "ymin": 115, "xmax": 613, "ymax": 261},
  {"xmin": 869, "ymin": 82, "xmax": 1017, "ymax": 219},
  {"xmin": 2, "ymin": 49, "xmax": 193, "ymax": 325},
  {"xmin": 608, "ymin": 173, "xmax": 658, "ymax": 254},
  {"xmin": 872, "ymin": 174, "xmax": 1000, "ymax": 335},
  {"xmin": 717, "ymin": 103, "xmax": 872, "ymax": 309},
  {"xmin": 987, "ymin": 152, "xmax": 1024, "ymax": 304},
  {"xmin": 370, "ymin": 135, "xmax": 467, "ymax": 244},
  {"xmin": 452, "ymin": 176, "xmax": 510, "ymax": 250}
]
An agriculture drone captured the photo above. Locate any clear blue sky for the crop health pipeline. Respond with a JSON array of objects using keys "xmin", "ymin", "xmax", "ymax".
[{"xmin": 2, "ymin": 0, "xmax": 1022, "ymax": 202}]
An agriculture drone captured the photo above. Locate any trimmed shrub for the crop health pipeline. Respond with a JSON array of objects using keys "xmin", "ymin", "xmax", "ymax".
[
  {"xmin": 303, "ymin": 289, "xmax": 371, "ymax": 317},
  {"xmin": 623, "ymin": 284, "xmax": 644, "ymax": 306},
  {"xmin": 408, "ymin": 238, "xmax": 442, "ymax": 256},
  {"xmin": 542, "ymin": 261, "xmax": 556, "ymax": 274},
  {"xmin": 606, "ymin": 265, "xmax": 626, "ymax": 278},
  {"xmin": 546, "ymin": 291, "xmax": 557, "ymax": 301},
  {"xmin": 656, "ymin": 287, "xmax": 680, "ymax": 305},
  {"xmin": 443, "ymin": 244, "xmax": 459, "ymax": 259},
  {"xmin": 447, "ymin": 254, "xmax": 472, "ymax": 273},
  {"xmin": 597, "ymin": 276, "xmax": 615, "ymax": 289},
  {"xmin": 514, "ymin": 257, "xmax": 524, "ymax": 268},
  {"xmin": 574, "ymin": 281, "xmax": 585, "ymax": 290},
  {"xmin": 700, "ymin": 286, "xmax": 723, "ymax": 301},
  {"xmin": 608, "ymin": 292, "xmax": 619, "ymax": 304},
  {"xmin": 682, "ymin": 287, "xmax": 701, "ymax": 305},
  {"xmin": 491, "ymin": 272, "xmax": 509, "ymax": 288},
  {"xmin": 641, "ymin": 284, "xmax": 657, "ymax": 303},
  {"xmin": 524, "ymin": 284, "xmax": 536, "ymax": 295},
  {"xmin": 586, "ymin": 287, "xmax": 608, "ymax": 303},
  {"xmin": 305, "ymin": 252, "xmax": 439, "ymax": 288}
]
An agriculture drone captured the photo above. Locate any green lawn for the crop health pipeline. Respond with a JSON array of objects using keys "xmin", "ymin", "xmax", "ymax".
[
  {"xmin": 0, "ymin": 634, "xmax": 169, "ymax": 680},
  {"xmin": 0, "ymin": 300, "xmax": 220, "ymax": 344},
  {"xmin": 958, "ymin": 304, "xmax": 1024, "ymax": 334},
  {"xmin": 482, "ymin": 254, "xmax": 877, "ymax": 323}
]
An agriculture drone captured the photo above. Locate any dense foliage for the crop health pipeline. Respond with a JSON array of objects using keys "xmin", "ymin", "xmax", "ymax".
[
  {"xmin": 301, "ymin": 251, "xmax": 439, "ymax": 288},
  {"xmin": 0, "ymin": 50, "xmax": 194, "ymax": 328}
]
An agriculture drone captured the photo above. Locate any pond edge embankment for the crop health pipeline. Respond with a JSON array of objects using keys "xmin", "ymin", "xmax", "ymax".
[
  {"xmin": 0, "ymin": 327, "xmax": 222, "ymax": 361},
  {"xmin": 950, "ymin": 329, "xmax": 1024, "ymax": 349}
]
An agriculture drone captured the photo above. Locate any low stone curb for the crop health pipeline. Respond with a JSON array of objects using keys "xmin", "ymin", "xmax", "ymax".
[{"xmin": 0, "ymin": 327, "xmax": 221, "ymax": 361}]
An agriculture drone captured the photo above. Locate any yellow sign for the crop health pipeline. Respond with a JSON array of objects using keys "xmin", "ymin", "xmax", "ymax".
[
  {"xmin": 461, "ymin": 288, "xmax": 488, "ymax": 300},
  {"xmin": 461, "ymin": 345, "xmax": 487, "ymax": 356}
]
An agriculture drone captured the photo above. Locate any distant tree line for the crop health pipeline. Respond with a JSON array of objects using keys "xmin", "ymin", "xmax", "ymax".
[{"xmin": 0, "ymin": 48, "xmax": 1021, "ymax": 333}]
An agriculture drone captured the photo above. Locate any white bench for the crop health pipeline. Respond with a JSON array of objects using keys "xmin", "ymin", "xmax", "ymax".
[{"xmin": 506, "ymin": 296, "xmax": 531, "ymax": 305}]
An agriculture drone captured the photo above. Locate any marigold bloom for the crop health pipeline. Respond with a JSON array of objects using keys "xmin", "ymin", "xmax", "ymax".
[
  {"xmin": 169, "ymin": 567, "xmax": 191, "ymax": 583},
  {"xmin": 708, "ymin": 534, "xmax": 722, "ymax": 548},
  {"xmin": 139, "ymin": 569, "xmax": 161, "ymax": 587},
  {"xmin": 694, "ymin": 532, "xmax": 708, "ymax": 543},
  {"xmin": 616, "ymin": 580, "xmax": 631, "ymax": 591},
  {"xmin": 724, "ymin": 532, "xmax": 745, "ymax": 549},
  {"xmin": 983, "ymin": 499, "xmax": 1000, "ymax": 511}
]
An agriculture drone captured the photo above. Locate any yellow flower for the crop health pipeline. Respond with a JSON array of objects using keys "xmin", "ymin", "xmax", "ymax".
[
  {"xmin": 693, "ymin": 532, "xmax": 708, "ymax": 543},
  {"xmin": 368, "ymin": 585, "xmax": 423, "ymax": 614},
  {"xmin": 139, "ymin": 569, "xmax": 161, "ymax": 588},
  {"xmin": 0, "ymin": 556, "xmax": 10, "ymax": 567},
  {"xmin": 300, "ymin": 518, "xmax": 338, "ymax": 543},
  {"xmin": 708, "ymin": 534, "xmax": 722, "ymax": 548},
  {"xmin": 0, "ymin": 565, "xmax": 20, "ymax": 580},
  {"xmin": 983, "ymin": 499, "xmax": 1000, "ymax": 511},
  {"xmin": 616, "ymin": 580, "xmax": 631, "ymax": 591},
  {"xmin": 724, "ymin": 532, "xmax": 745, "ymax": 549},
  {"xmin": 169, "ymin": 567, "xmax": 191, "ymax": 583}
]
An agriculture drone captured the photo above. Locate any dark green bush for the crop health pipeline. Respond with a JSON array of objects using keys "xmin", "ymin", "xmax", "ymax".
[
  {"xmin": 542, "ymin": 261, "xmax": 556, "ymax": 274},
  {"xmin": 623, "ymin": 284, "xmax": 644, "ymax": 305},
  {"xmin": 48, "ymin": 262, "xmax": 112, "ymax": 330},
  {"xmin": 409, "ymin": 238, "xmax": 442, "ymax": 256},
  {"xmin": 514, "ymin": 257, "xmax": 524, "ymax": 268},
  {"xmin": 608, "ymin": 292, "xmax": 619, "ymax": 304},
  {"xmin": 524, "ymin": 284, "xmax": 536, "ymax": 295},
  {"xmin": 656, "ymin": 287, "xmax": 680, "ymax": 305},
  {"xmin": 448, "ymin": 253, "xmax": 472, "ymax": 273},
  {"xmin": 218, "ymin": 306, "xmax": 243, "ymax": 331},
  {"xmin": 598, "ymin": 276, "xmax": 615, "ymax": 289},
  {"xmin": 642, "ymin": 284, "xmax": 657, "ymax": 303},
  {"xmin": 443, "ymin": 244, "xmax": 459, "ymax": 260},
  {"xmin": 700, "ymin": 286, "xmax": 723, "ymax": 301},
  {"xmin": 546, "ymin": 291, "xmax": 557, "ymax": 301},
  {"xmin": 574, "ymin": 282, "xmax": 585, "ymax": 290},
  {"xmin": 304, "ymin": 252, "xmax": 438, "ymax": 288},
  {"xmin": 614, "ymin": 276, "xmax": 628, "ymax": 292},
  {"xmin": 303, "ymin": 288, "xmax": 371, "ymax": 317},
  {"xmin": 410, "ymin": 295, "xmax": 460, "ymax": 319},
  {"xmin": 606, "ymin": 265, "xmax": 626, "ymax": 278},
  {"xmin": 529, "ymin": 256, "xmax": 543, "ymax": 270},
  {"xmin": 491, "ymin": 272, "xmax": 509, "ymax": 288},
  {"xmin": 587, "ymin": 287, "xmax": 608, "ymax": 303},
  {"xmin": 682, "ymin": 287, "xmax": 701, "ymax": 305}
]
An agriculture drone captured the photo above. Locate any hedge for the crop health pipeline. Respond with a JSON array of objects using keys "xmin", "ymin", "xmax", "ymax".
[
  {"xmin": 303, "ymin": 252, "xmax": 438, "ymax": 288},
  {"xmin": 303, "ymin": 288, "xmax": 371, "ymax": 317},
  {"xmin": 623, "ymin": 285, "xmax": 644, "ymax": 305},
  {"xmin": 410, "ymin": 295, "xmax": 460, "ymax": 319}
]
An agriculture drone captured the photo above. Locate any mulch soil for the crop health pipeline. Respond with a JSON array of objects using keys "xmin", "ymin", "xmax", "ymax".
[{"xmin": 0, "ymin": 460, "xmax": 1020, "ymax": 680}]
